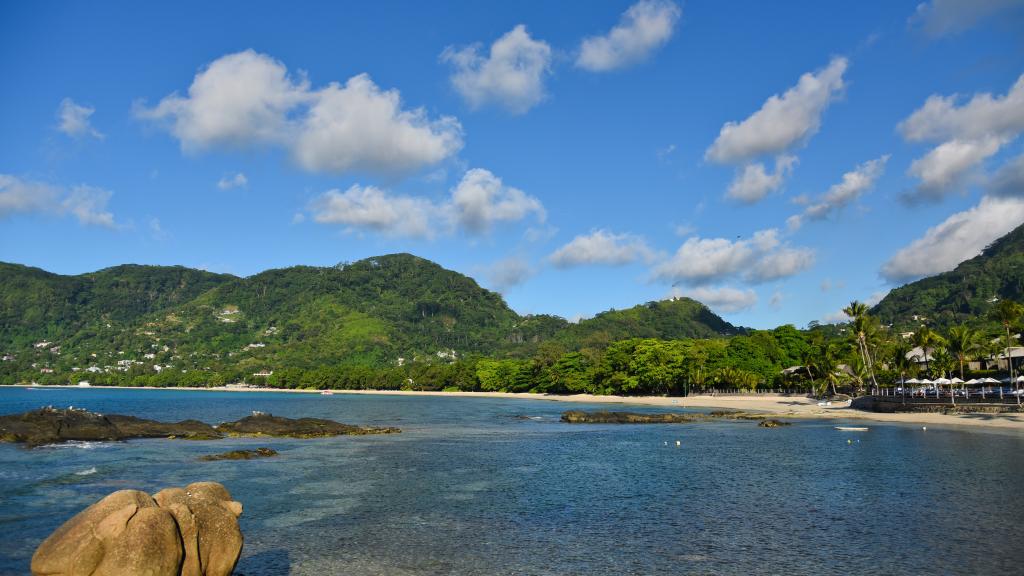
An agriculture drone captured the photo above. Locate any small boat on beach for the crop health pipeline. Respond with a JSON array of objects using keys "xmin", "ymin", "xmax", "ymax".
[{"xmin": 835, "ymin": 426, "xmax": 869, "ymax": 432}]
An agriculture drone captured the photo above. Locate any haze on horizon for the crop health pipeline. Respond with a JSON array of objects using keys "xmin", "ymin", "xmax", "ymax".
[{"xmin": 2, "ymin": 0, "xmax": 1024, "ymax": 329}]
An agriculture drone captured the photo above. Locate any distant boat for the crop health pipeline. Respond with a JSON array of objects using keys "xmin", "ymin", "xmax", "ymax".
[
  {"xmin": 835, "ymin": 426, "xmax": 868, "ymax": 432},
  {"xmin": 320, "ymin": 391, "xmax": 334, "ymax": 396}
]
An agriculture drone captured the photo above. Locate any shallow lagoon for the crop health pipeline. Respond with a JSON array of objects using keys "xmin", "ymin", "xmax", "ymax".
[{"xmin": 2, "ymin": 387, "xmax": 1023, "ymax": 575}]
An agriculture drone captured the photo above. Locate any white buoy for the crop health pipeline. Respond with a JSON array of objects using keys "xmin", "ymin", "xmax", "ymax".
[
  {"xmin": 922, "ymin": 426, "xmax": 927, "ymax": 431},
  {"xmin": 675, "ymin": 440, "xmax": 681, "ymax": 447},
  {"xmin": 663, "ymin": 441, "xmax": 668, "ymax": 446}
]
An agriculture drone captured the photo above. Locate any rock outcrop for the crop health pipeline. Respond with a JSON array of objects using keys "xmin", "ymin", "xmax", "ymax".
[
  {"xmin": 560, "ymin": 410, "xmax": 787, "ymax": 425},
  {"xmin": 0, "ymin": 407, "xmax": 400, "ymax": 446},
  {"xmin": 31, "ymin": 482, "xmax": 243, "ymax": 576}
]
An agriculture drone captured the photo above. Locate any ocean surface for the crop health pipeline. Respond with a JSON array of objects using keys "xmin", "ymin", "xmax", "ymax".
[{"xmin": 1, "ymin": 388, "xmax": 1023, "ymax": 575}]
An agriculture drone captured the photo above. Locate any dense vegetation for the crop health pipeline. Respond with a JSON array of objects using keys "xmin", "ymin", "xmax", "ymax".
[
  {"xmin": 2, "ymin": 239, "xmax": 1021, "ymax": 396},
  {"xmin": 872, "ymin": 222, "xmax": 1024, "ymax": 329}
]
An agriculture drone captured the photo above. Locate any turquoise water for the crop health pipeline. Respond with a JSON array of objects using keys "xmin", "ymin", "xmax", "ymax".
[{"xmin": 1, "ymin": 388, "xmax": 1023, "ymax": 575}]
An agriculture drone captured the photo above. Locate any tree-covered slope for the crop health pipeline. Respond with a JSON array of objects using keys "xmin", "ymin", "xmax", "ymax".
[
  {"xmin": 872, "ymin": 222, "xmax": 1024, "ymax": 328},
  {"xmin": 557, "ymin": 297, "xmax": 743, "ymax": 349},
  {"xmin": 0, "ymin": 254, "xmax": 742, "ymax": 375},
  {"xmin": 0, "ymin": 262, "xmax": 234, "ymax": 348}
]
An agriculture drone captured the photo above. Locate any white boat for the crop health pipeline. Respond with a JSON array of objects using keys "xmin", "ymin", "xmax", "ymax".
[
  {"xmin": 835, "ymin": 426, "xmax": 869, "ymax": 432},
  {"xmin": 320, "ymin": 390, "xmax": 334, "ymax": 396}
]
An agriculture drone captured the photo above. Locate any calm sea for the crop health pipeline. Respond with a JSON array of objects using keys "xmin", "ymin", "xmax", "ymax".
[{"xmin": 1, "ymin": 387, "xmax": 1023, "ymax": 575}]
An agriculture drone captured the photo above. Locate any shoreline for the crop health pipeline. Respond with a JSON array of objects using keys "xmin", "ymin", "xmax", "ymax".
[{"xmin": 7, "ymin": 385, "xmax": 1024, "ymax": 432}]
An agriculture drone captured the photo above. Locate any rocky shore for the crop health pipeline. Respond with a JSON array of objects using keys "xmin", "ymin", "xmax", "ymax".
[{"xmin": 0, "ymin": 407, "xmax": 400, "ymax": 446}]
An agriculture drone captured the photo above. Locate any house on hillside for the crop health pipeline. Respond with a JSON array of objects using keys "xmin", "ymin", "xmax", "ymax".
[{"xmin": 252, "ymin": 370, "xmax": 273, "ymax": 378}]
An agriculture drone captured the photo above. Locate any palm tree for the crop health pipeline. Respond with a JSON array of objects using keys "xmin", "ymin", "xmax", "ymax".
[
  {"xmin": 991, "ymin": 299, "xmax": 1023, "ymax": 404},
  {"xmin": 911, "ymin": 326, "xmax": 944, "ymax": 377},
  {"xmin": 843, "ymin": 301, "xmax": 879, "ymax": 395},
  {"xmin": 892, "ymin": 340, "xmax": 914, "ymax": 405},
  {"xmin": 817, "ymin": 342, "xmax": 843, "ymax": 397},
  {"xmin": 800, "ymin": 347, "xmax": 818, "ymax": 396},
  {"xmin": 946, "ymin": 325, "xmax": 978, "ymax": 401}
]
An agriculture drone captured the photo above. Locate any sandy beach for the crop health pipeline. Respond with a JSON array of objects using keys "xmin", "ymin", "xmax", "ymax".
[{"xmin": 13, "ymin": 385, "xmax": 1024, "ymax": 432}]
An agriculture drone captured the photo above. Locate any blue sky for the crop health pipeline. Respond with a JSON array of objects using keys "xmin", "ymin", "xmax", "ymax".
[{"xmin": 2, "ymin": 0, "xmax": 1024, "ymax": 328}]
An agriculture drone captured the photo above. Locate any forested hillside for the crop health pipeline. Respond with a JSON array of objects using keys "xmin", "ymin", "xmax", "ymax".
[{"xmin": 872, "ymin": 222, "xmax": 1024, "ymax": 328}]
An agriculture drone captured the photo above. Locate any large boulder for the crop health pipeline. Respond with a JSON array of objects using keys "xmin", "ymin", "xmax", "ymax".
[{"xmin": 31, "ymin": 482, "xmax": 243, "ymax": 576}]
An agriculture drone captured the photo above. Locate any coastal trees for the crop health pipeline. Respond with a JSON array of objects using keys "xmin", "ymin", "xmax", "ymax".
[
  {"xmin": 843, "ymin": 301, "xmax": 878, "ymax": 394},
  {"xmin": 910, "ymin": 326, "xmax": 944, "ymax": 377},
  {"xmin": 990, "ymin": 299, "xmax": 1023, "ymax": 403},
  {"xmin": 891, "ymin": 340, "xmax": 914, "ymax": 404},
  {"xmin": 945, "ymin": 325, "xmax": 979, "ymax": 382}
]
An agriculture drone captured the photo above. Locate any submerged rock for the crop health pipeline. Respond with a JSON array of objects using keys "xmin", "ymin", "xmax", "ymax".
[
  {"xmin": 31, "ymin": 481, "xmax": 243, "ymax": 576},
  {"xmin": 0, "ymin": 407, "xmax": 399, "ymax": 446},
  {"xmin": 198, "ymin": 447, "xmax": 278, "ymax": 461},
  {"xmin": 560, "ymin": 410, "xmax": 780, "ymax": 424},
  {"xmin": 758, "ymin": 419, "xmax": 791, "ymax": 428}
]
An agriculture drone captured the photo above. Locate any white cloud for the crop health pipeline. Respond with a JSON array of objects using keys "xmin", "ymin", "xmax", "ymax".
[
  {"xmin": 654, "ymin": 228, "xmax": 814, "ymax": 285},
  {"xmin": 293, "ymin": 74, "xmax": 464, "ymax": 173},
  {"xmin": 909, "ymin": 0, "xmax": 1023, "ymax": 38},
  {"xmin": 149, "ymin": 217, "xmax": 168, "ymax": 240},
  {"xmin": 726, "ymin": 155, "xmax": 796, "ymax": 203},
  {"xmin": 135, "ymin": 50, "xmax": 462, "ymax": 176},
  {"xmin": 0, "ymin": 175, "xmax": 117, "ymax": 228},
  {"xmin": 484, "ymin": 257, "xmax": 535, "ymax": 292},
  {"xmin": 821, "ymin": 309, "xmax": 851, "ymax": 325},
  {"xmin": 705, "ymin": 57, "xmax": 847, "ymax": 164},
  {"xmin": 307, "ymin": 168, "xmax": 543, "ymax": 238},
  {"xmin": 989, "ymin": 152, "xmax": 1024, "ymax": 197},
  {"xmin": 441, "ymin": 25, "xmax": 552, "ymax": 114},
  {"xmin": 217, "ymin": 173, "xmax": 248, "ymax": 190},
  {"xmin": 898, "ymin": 74, "xmax": 1024, "ymax": 202},
  {"xmin": 865, "ymin": 289, "xmax": 890, "ymax": 307},
  {"xmin": 671, "ymin": 286, "xmax": 758, "ymax": 313},
  {"xmin": 62, "ymin": 186, "xmax": 116, "ymax": 228},
  {"xmin": 789, "ymin": 155, "xmax": 889, "ymax": 228},
  {"xmin": 576, "ymin": 0, "xmax": 681, "ymax": 72},
  {"xmin": 881, "ymin": 195, "xmax": 1024, "ymax": 282},
  {"xmin": 0, "ymin": 174, "xmax": 59, "ymax": 217},
  {"xmin": 449, "ymin": 168, "xmax": 545, "ymax": 234},
  {"xmin": 308, "ymin": 184, "xmax": 437, "ymax": 238},
  {"xmin": 57, "ymin": 98, "xmax": 103, "ymax": 139},
  {"xmin": 548, "ymin": 230, "xmax": 654, "ymax": 268}
]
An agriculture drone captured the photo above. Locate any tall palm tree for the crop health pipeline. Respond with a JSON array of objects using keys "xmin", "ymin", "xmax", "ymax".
[
  {"xmin": 817, "ymin": 342, "xmax": 844, "ymax": 398},
  {"xmin": 800, "ymin": 347, "xmax": 818, "ymax": 396},
  {"xmin": 991, "ymin": 299, "xmax": 1023, "ymax": 404},
  {"xmin": 843, "ymin": 301, "xmax": 879, "ymax": 395}
]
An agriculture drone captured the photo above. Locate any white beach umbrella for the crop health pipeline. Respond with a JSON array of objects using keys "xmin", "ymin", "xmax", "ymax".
[
  {"xmin": 983, "ymin": 377, "xmax": 1001, "ymax": 384},
  {"xmin": 951, "ymin": 377, "xmax": 964, "ymax": 384},
  {"xmin": 919, "ymin": 379, "xmax": 934, "ymax": 384},
  {"xmin": 906, "ymin": 378, "xmax": 921, "ymax": 384},
  {"xmin": 965, "ymin": 379, "xmax": 979, "ymax": 385},
  {"xmin": 934, "ymin": 377, "xmax": 952, "ymax": 385}
]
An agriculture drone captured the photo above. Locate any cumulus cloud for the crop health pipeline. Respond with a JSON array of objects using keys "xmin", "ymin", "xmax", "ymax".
[
  {"xmin": 449, "ymin": 168, "xmax": 545, "ymax": 234},
  {"xmin": 671, "ymin": 286, "xmax": 758, "ymax": 313},
  {"xmin": 788, "ymin": 155, "xmax": 889, "ymax": 229},
  {"xmin": 307, "ymin": 168, "xmax": 543, "ymax": 238},
  {"xmin": 988, "ymin": 152, "xmax": 1024, "ymax": 197},
  {"xmin": 484, "ymin": 256, "xmax": 535, "ymax": 292},
  {"xmin": 726, "ymin": 155, "xmax": 797, "ymax": 203},
  {"xmin": 909, "ymin": 0, "xmax": 1023, "ymax": 38},
  {"xmin": 441, "ymin": 25, "xmax": 552, "ymax": 114},
  {"xmin": 548, "ymin": 229, "xmax": 654, "ymax": 268},
  {"xmin": 308, "ymin": 184, "xmax": 436, "ymax": 238},
  {"xmin": 576, "ymin": 0, "xmax": 681, "ymax": 72},
  {"xmin": 654, "ymin": 228, "xmax": 814, "ymax": 285},
  {"xmin": 881, "ymin": 195, "xmax": 1024, "ymax": 282},
  {"xmin": 705, "ymin": 57, "xmax": 847, "ymax": 164},
  {"xmin": 293, "ymin": 74, "xmax": 464, "ymax": 173},
  {"xmin": 0, "ymin": 175, "xmax": 117, "ymax": 227},
  {"xmin": 57, "ymin": 98, "xmax": 103, "ymax": 139},
  {"xmin": 135, "ymin": 50, "xmax": 462, "ymax": 176},
  {"xmin": 217, "ymin": 173, "xmax": 248, "ymax": 190},
  {"xmin": 898, "ymin": 74, "xmax": 1024, "ymax": 202}
]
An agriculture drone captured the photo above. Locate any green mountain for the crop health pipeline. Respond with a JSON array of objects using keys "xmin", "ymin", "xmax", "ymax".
[
  {"xmin": 0, "ymin": 254, "xmax": 741, "ymax": 377},
  {"xmin": 0, "ymin": 262, "xmax": 234, "ymax": 348},
  {"xmin": 872, "ymin": 222, "xmax": 1024, "ymax": 327}
]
